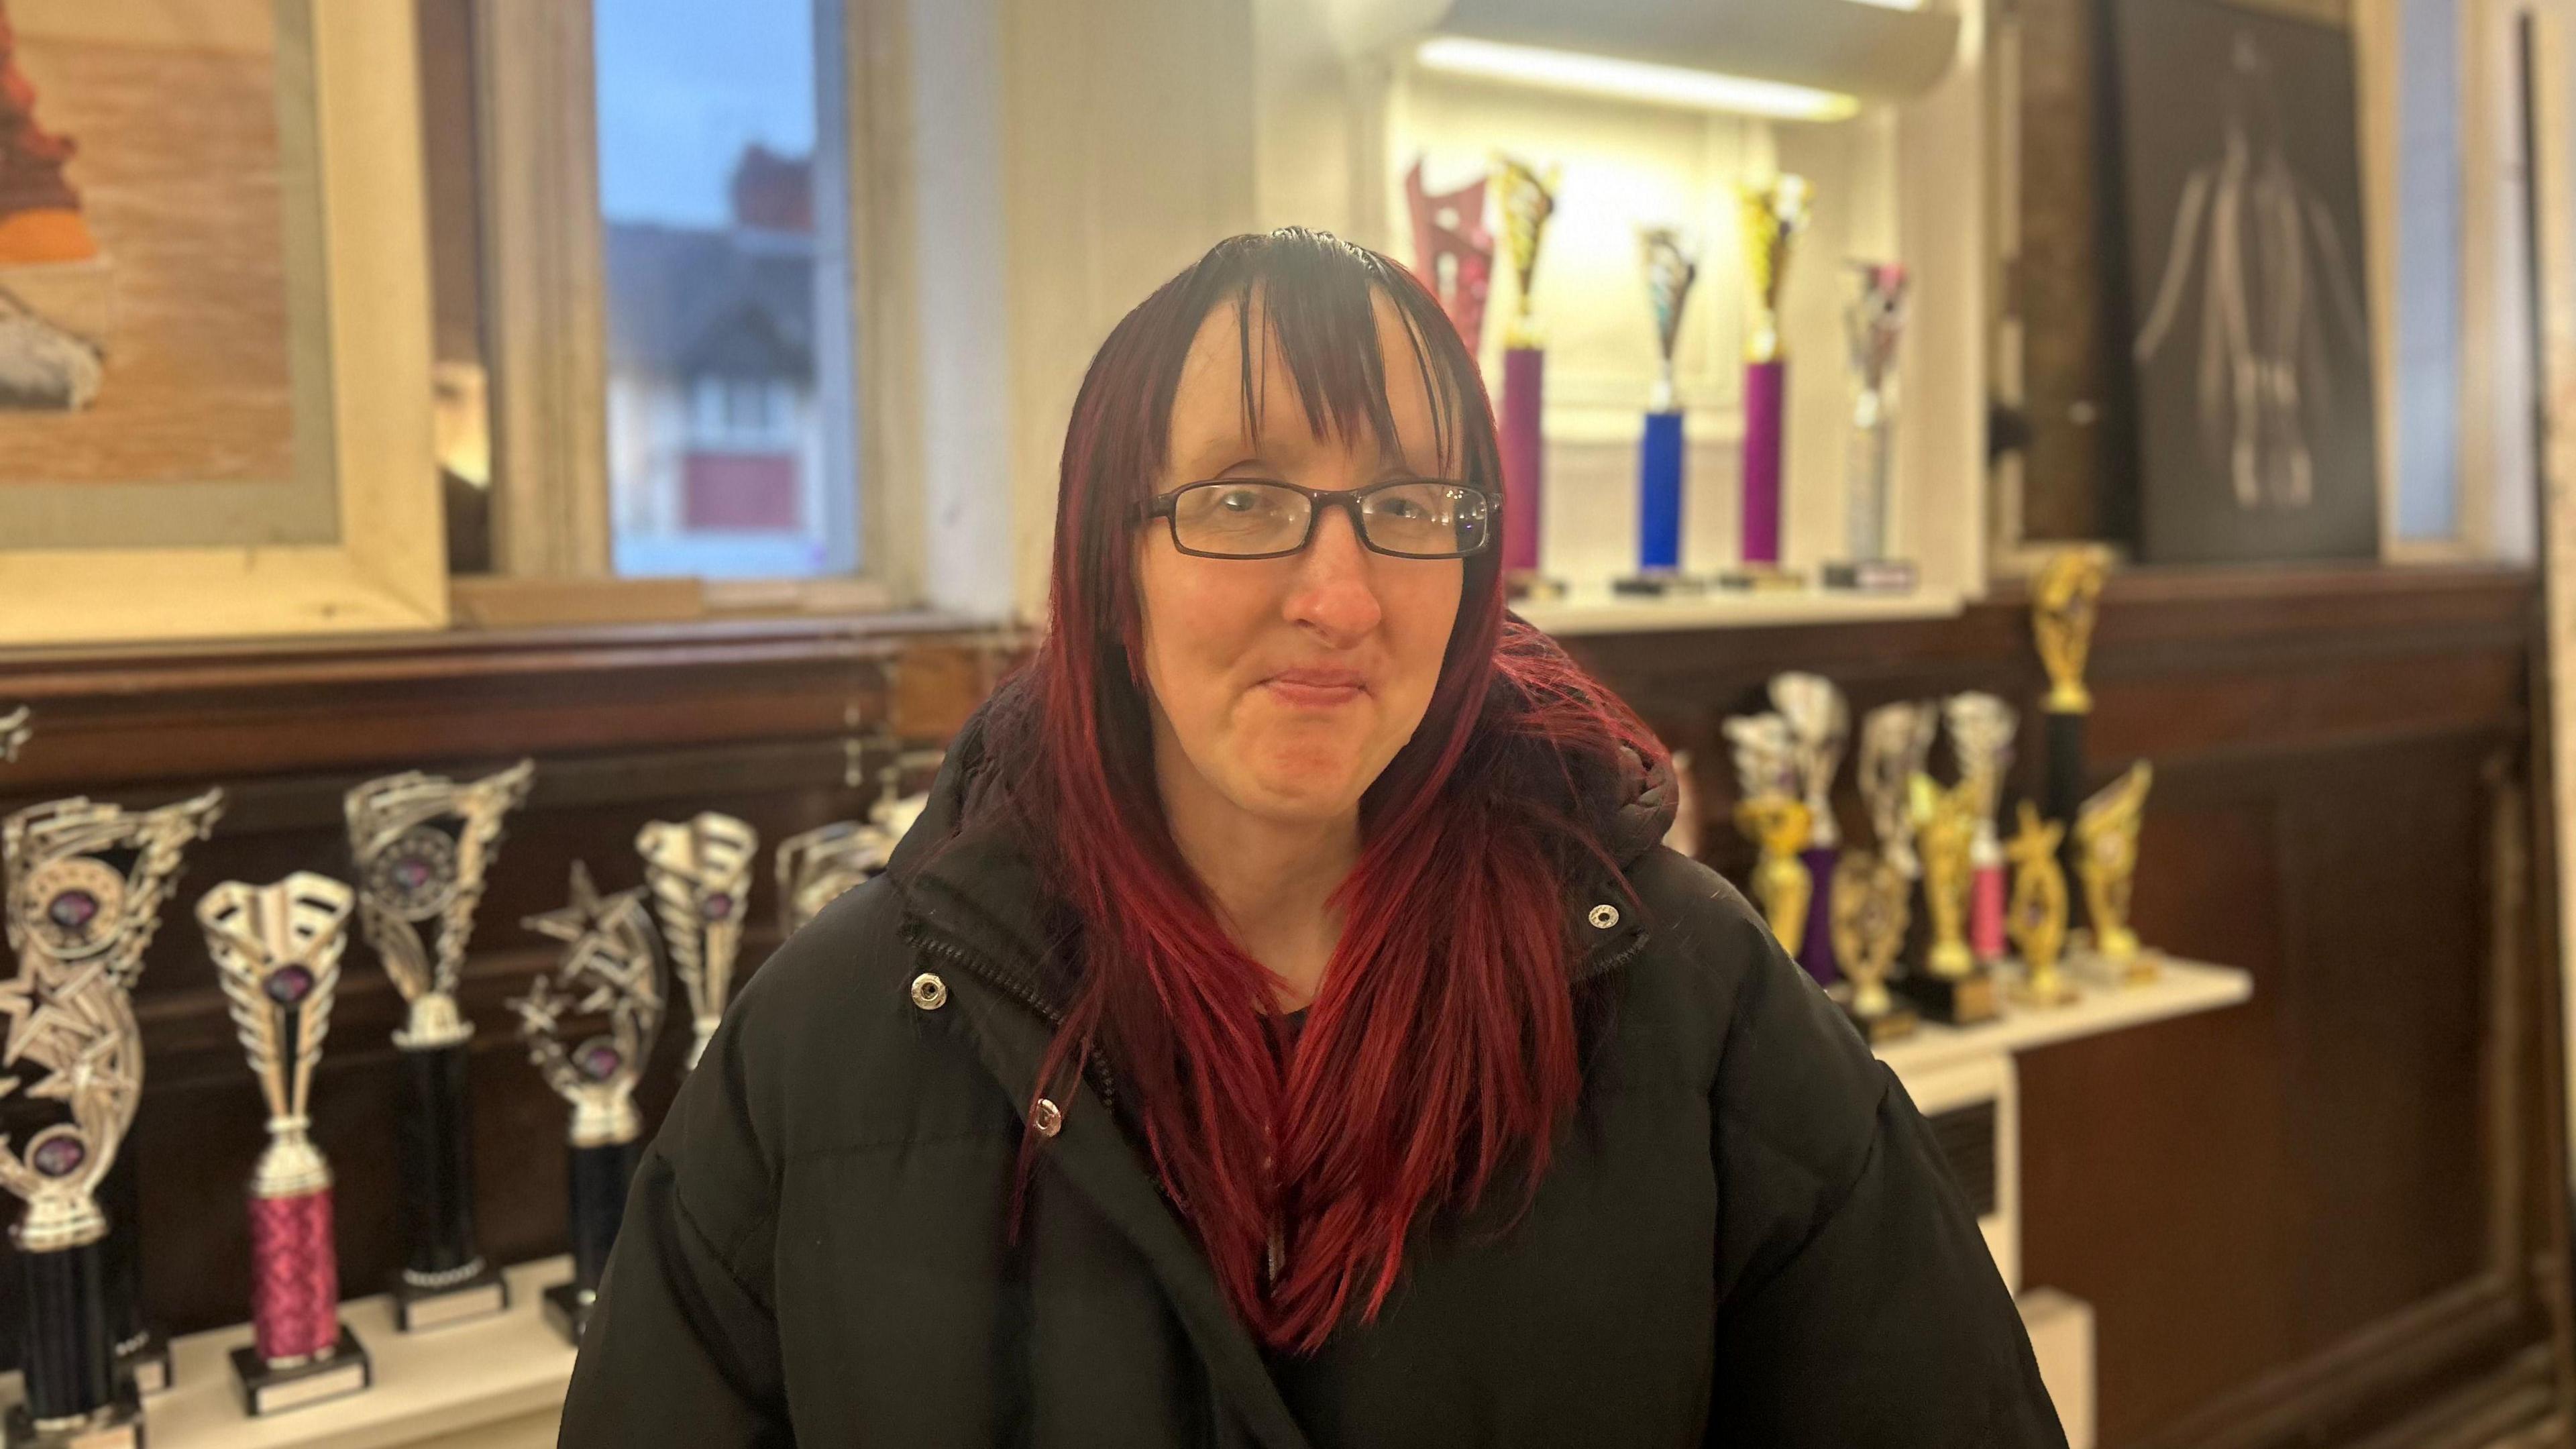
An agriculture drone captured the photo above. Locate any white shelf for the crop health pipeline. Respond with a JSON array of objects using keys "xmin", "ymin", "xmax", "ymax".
[
  {"xmin": 1874, "ymin": 955, "xmax": 2254, "ymax": 1081},
  {"xmin": 1515, "ymin": 584, "xmax": 1964, "ymax": 635},
  {"xmin": 5, "ymin": 1257, "xmax": 577, "ymax": 1449}
]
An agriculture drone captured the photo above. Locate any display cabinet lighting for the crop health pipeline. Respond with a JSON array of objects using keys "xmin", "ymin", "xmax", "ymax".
[{"xmin": 1413, "ymin": 36, "xmax": 1865, "ymax": 121}]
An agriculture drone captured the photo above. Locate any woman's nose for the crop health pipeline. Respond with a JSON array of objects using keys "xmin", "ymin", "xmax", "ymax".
[{"xmin": 1285, "ymin": 506, "xmax": 1383, "ymax": 645}]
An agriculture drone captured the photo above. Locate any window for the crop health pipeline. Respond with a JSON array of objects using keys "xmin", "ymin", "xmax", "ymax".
[{"xmin": 594, "ymin": 0, "xmax": 857, "ymax": 583}]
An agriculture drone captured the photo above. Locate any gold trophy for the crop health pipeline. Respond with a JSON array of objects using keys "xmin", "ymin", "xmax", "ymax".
[
  {"xmin": 2006, "ymin": 802, "xmax": 2079, "ymax": 1007},
  {"xmin": 1725, "ymin": 712, "xmax": 1813, "ymax": 959},
  {"xmin": 2075, "ymin": 761, "xmax": 2157, "ymax": 983},
  {"xmin": 1905, "ymin": 774, "xmax": 1998, "ymax": 1024},
  {"xmin": 1722, "ymin": 174, "xmax": 1813, "ymax": 591},
  {"xmin": 1858, "ymin": 701, "xmax": 1939, "ymax": 881},
  {"xmin": 1828, "ymin": 852, "xmax": 1916, "ymax": 1044},
  {"xmin": 637, "ymin": 812, "xmax": 759, "ymax": 1070},
  {"xmin": 2033, "ymin": 547, "xmax": 2112, "ymax": 916}
]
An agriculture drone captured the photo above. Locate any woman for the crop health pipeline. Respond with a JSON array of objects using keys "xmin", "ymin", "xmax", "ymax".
[{"xmin": 561, "ymin": 229, "xmax": 2065, "ymax": 1448}]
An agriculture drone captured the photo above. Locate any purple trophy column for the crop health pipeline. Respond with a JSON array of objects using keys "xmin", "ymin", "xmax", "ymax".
[
  {"xmin": 1501, "ymin": 347, "xmax": 1545, "ymax": 574},
  {"xmin": 1798, "ymin": 845, "xmax": 1839, "ymax": 986},
  {"xmin": 1740, "ymin": 358, "xmax": 1786, "ymax": 567}
]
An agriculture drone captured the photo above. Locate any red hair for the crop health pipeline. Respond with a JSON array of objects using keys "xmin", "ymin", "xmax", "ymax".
[{"xmin": 983, "ymin": 229, "xmax": 1664, "ymax": 1351}]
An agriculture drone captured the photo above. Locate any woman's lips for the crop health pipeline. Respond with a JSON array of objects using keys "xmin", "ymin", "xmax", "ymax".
[{"xmin": 1262, "ymin": 668, "xmax": 1368, "ymax": 708}]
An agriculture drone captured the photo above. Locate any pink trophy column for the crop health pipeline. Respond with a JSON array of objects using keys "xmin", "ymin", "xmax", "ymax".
[
  {"xmin": 249, "ymin": 1188, "xmax": 341, "ymax": 1363},
  {"xmin": 1739, "ymin": 359, "xmax": 1786, "ymax": 567}
]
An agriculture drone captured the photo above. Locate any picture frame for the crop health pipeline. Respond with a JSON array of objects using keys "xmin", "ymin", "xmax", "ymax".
[{"xmin": 0, "ymin": 0, "xmax": 444, "ymax": 647}]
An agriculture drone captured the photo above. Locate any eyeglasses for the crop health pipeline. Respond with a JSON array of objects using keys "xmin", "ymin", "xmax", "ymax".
[{"xmin": 1138, "ymin": 478, "xmax": 1495, "ymax": 560}]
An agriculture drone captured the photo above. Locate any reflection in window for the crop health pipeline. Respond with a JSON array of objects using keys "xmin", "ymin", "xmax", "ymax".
[{"xmin": 596, "ymin": 0, "xmax": 855, "ymax": 581}]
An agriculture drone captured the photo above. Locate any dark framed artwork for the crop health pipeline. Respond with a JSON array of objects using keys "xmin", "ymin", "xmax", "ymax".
[{"xmin": 2109, "ymin": 0, "xmax": 2381, "ymax": 564}]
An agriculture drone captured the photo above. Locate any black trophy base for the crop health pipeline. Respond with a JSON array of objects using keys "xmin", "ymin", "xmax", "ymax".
[
  {"xmin": 392, "ymin": 1263, "xmax": 509, "ymax": 1333},
  {"xmin": 1831, "ymin": 989, "xmax": 1918, "ymax": 1045},
  {"xmin": 229, "ymin": 1328, "xmax": 370, "ymax": 1416},
  {"xmin": 113, "ymin": 1332, "xmax": 170, "ymax": 1398},
  {"xmin": 5, "ymin": 1383, "xmax": 142, "ymax": 1449},
  {"xmin": 1505, "ymin": 571, "xmax": 1569, "ymax": 604},
  {"xmin": 1715, "ymin": 564, "xmax": 1808, "ymax": 593},
  {"xmin": 541, "ymin": 1283, "xmax": 598, "ymax": 1346},
  {"xmin": 1902, "ymin": 968, "xmax": 2002, "ymax": 1026},
  {"xmin": 1611, "ymin": 570, "xmax": 1711, "ymax": 599},
  {"xmin": 1821, "ymin": 557, "xmax": 1919, "ymax": 593}
]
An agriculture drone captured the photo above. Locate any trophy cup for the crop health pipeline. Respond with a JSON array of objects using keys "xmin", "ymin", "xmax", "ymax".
[
  {"xmin": 2006, "ymin": 801, "xmax": 2078, "ymax": 1006},
  {"xmin": 1945, "ymin": 692, "xmax": 2019, "ymax": 965},
  {"xmin": 0, "ymin": 788, "xmax": 222, "ymax": 1446},
  {"xmin": 6, "ymin": 789, "xmax": 223, "ymax": 1401},
  {"xmin": 0, "ymin": 707, "xmax": 28, "ymax": 764},
  {"xmin": 1824, "ymin": 262, "xmax": 1916, "ymax": 592},
  {"xmin": 1902, "ymin": 774, "xmax": 1999, "ymax": 1025},
  {"xmin": 1770, "ymin": 674, "xmax": 1847, "ymax": 983},
  {"xmin": 1829, "ymin": 852, "xmax": 1916, "ymax": 1044},
  {"xmin": 1722, "ymin": 175, "xmax": 1813, "ymax": 592},
  {"xmin": 1616, "ymin": 227, "xmax": 1705, "ymax": 598},
  {"xmin": 512, "ymin": 863, "xmax": 662, "ymax": 1344},
  {"xmin": 1858, "ymin": 701, "xmax": 1939, "ymax": 882},
  {"xmin": 345, "ymin": 759, "xmax": 534, "ymax": 1330},
  {"xmin": 1494, "ymin": 153, "xmax": 1564, "ymax": 602},
  {"xmin": 775, "ymin": 822, "xmax": 888, "ymax": 940},
  {"xmin": 1724, "ymin": 714, "xmax": 1814, "ymax": 965},
  {"xmin": 199, "ymin": 874, "xmax": 372, "ymax": 1415},
  {"xmin": 2032, "ymin": 546, "xmax": 2112, "ymax": 921},
  {"xmin": 637, "ymin": 812, "xmax": 758, "ymax": 1070},
  {"xmin": 1403, "ymin": 158, "xmax": 1494, "ymax": 354},
  {"xmin": 2076, "ymin": 762, "xmax": 2157, "ymax": 983}
]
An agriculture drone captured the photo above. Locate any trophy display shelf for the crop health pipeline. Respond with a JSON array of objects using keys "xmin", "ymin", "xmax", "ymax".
[
  {"xmin": 0, "ymin": 1258, "xmax": 577, "ymax": 1449},
  {"xmin": 1870, "ymin": 955, "xmax": 2250, "ymax": 1090},
  {"xmin": 1510, "ymin": 581, "xmax": 1961, "ymax": 637}
]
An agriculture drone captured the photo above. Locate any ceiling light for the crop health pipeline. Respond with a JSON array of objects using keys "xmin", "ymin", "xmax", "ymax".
[{"xmin": 1414, "ymin": 36, "xmax": 1864, "ymax": 122}]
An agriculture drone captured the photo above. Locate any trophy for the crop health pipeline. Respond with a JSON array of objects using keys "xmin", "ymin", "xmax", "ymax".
[
  {"xmin": 199, "ymin": 874, "xmax": 372, "ymax": 1415},
  {"xmin": 1616, "ymin": 227, "xmax": 1704, "ymax": 598},
  {"xmin": 1857, "ymin": 702, "xmax": 1938, "ymax": 881},
  {"xmin": 0, "ymin": 788, "xmax": 221, "ymax": 1446},
  {"xmin": 512, "ymin": 863, "xmax": 662, "ymax": 1344},
  {"xmin": 1945, "ymin": 692, "xmax": 2019, "ymax": 965},
  {"xmin": 2006, "ymin": 802, "xmax": 2078, "ymax": 1006},
  {"xmin": 2032, "ymin": 546, "xmax": 2112, "ymax": 920},
  {"xmin": 345, "ymin": 759, "xmax": 534, "ymax": 1330},
  {"xmin": 1494, "ymin": 154, "xmax": 1563, "ymax": 601},
  {"xmin": 0, "ymin": 706, "xmax": 28, "ymax": 764},
  {"xmin": 1829, "ymin": 852, "xmax": 1916, "ymax": 1044},
  {"xmin": 1903, "ymin": 774, "xmax": 1998, "ymax": 1024},
  {"xmin": 1824, "ymin": 263, "xmax": 1916, "ymax": 592},
  {"xmin": 1724, "ymin": 714, "xmax": 1813, "ymax": 965},
  {"xmin": 2076, "ymin": 762, "xmax": 2157, "ymax": 982},
  {"xmin": 638, "ymin": 812, "xmax": 758, "ymax": 1070},
  {"xmin": 5, "ymin": 789, "xmax": 223, "ymax": 1403},
  {"xmin": 1723, "ymin": 175, "xmax": 1813, "ymax": 591},
  {"xmin": 1770, "ymin": 674, "xmax": 1847, "ymax": 983},
  {"xmin": 1403, "ymin": 158, "xmax": 1495, "ymax": 354}
]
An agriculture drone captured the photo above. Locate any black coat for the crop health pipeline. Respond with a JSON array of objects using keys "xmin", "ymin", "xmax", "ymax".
[{"xmin": 560, "ymin": 695, "xmax": 2069, "ymax": 1448}]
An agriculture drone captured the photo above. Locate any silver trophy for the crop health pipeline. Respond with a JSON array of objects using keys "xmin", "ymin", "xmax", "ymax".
[
  {"xmin": 1723, "ymin": 713, "xmax": 1800, "ymax": 803},
  {"xmin": 1945, "ymin": 692, "xmax": 2019, "ymax": 963},
  {"xmin": 513, "ymin": 862, "xmax": 661, "ymax": 1343},
  {"xmin": 638, "ymin": 812, "xmax": 758, "ymax": 1070},
  {"xmin": 344, "ymin": 759, "xmax": 533, "ymax": 1329},
  {"xmin": 0, "ymin": 787, "xmax": 222, "ymax": 1442},
  {"xmin": 1858, "ymin": 702, "xmax": 1940, "ymax": 879},
  {"xmin": 200, "ymin": 873, "xmax": 372, "ymax": 1413},
  {"xmin": 343, "ymin": 760, "xmax": 535, "ymax": 1050},
  {"xmin": 0, "ymin": 706, "xmax": 29, "ymax": 764},
  {"xmin": 775, "ymin": 762, "xmax": 932, "ymax": 938},
  {"xmin": 1767, "ymin": 674, "xmax": 1848, "ymax": 851}
]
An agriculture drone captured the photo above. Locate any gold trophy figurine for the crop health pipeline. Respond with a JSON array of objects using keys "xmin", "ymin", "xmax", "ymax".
[
  {"xmin": 2076, "ymin": 761, "xmax": 2157, "ymax": 983},
  {"xmin": 1904, "ymin": 774, "xmax": 1999, "ymax": 1024},
  {"xmin": 1828, "ymin": 853, "xmax": 1916, "ymax": 1044},
  {"xmin": 1494, "ymin": 154, "xmax": 1560, "ymax": 350},
  {"xmin": 2006, "ymin": 802, "xmax": 2079, "ymax": 1007},
  {"xmin": 1733, "ymin": 796, "xmax": 1814, "ymax": 959},
  {"xmin": 2033, "ymin": 546, "xmax": 2113, "ymax": 918}
]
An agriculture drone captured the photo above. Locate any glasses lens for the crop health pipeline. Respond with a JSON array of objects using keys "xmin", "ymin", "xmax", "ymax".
[
  {"xmin": 1362, "ymin": 482, "xmax": 1489, "ymax": 557},
  {"xmin": 1171, "ymin": 482, "xmax": 1311, "ymax": 556}
]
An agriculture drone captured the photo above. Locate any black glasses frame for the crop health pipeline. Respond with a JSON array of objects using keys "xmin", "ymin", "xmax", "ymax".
[{"xmin": 1136, "ymin": 478, "xmax": 1499, "ymax": 561}]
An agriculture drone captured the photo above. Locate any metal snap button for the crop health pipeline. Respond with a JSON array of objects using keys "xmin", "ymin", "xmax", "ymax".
[
  {"xmin": 1588, "ymin": 904, "xmax": 1621, "ymax": 930},
  {"xmin": 1030, "ymin": 1097, "xmax": 1064, "ymax": 1138},
  {"xmin": 909, "ymin": 972, "xmax": 949, "ymax": 1010}
]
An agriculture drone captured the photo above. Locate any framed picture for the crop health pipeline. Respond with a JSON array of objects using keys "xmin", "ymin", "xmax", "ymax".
[
  {"xmin": 0, "ymin": 0, "xmax": 443, "ymax": 646},
  {"xmin": 2109, "ymin": 0, "xmax": 2384, "ymax": 565}
]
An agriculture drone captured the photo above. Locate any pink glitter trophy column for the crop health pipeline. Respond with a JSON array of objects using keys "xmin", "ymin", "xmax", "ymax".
[
  {"xmin": 1493, "ymin": 155, "xmax": 1563, "ymax": 601},
  {"xmin": 1943, "ymin": 693, "xmax": 2019, "ymax": 965},
  {"xmin": 200, "ymin": 873, "xmax": 372, "ymax": 1416},
  {"xmin": 1723, "ymin": 176, "xmax": 1813, "ymax": 591}
]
